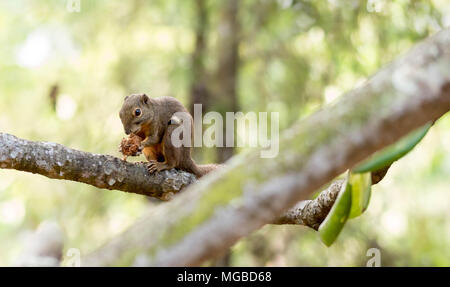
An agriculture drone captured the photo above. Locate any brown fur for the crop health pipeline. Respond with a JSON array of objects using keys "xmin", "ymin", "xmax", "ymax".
[{"xmin": 119, "ymin": 94, "xmax": 220, "ymax": 178}]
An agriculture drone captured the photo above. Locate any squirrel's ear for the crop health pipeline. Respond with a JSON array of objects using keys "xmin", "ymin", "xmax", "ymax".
[
  {"xmin": 124, "ymin": 95, "xmax": 129, "ymax": 101},
  {"xmin": 141, "ymin": 94, "xmax": 149, "ymax": 105}
]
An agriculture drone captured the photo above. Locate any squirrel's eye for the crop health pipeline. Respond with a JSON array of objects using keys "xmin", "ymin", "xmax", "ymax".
[{"xmin": 134, "ymin": 109, "xmax": 141, "ymax": 117}]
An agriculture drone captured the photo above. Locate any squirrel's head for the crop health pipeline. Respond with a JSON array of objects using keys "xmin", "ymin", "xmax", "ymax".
[{"xmin": 119, "ymin": 93, "xmax": 155, "ymax": 136}]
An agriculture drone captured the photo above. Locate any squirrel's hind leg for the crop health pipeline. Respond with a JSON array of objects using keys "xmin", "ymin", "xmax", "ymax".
[{"xmin": 147, "ymin": 132, "xmax": 178, "ymax": 174}]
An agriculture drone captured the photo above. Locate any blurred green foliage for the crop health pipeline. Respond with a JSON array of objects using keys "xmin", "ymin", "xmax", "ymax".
[{"xmin": 0, "ymin": 0, "xmax": 449, "ymax": 266}]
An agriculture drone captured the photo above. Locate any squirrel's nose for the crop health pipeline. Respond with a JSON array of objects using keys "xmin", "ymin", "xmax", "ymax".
[{"xmin": 125, "ymin": 128, "xmax": 131, "ymax": 135}]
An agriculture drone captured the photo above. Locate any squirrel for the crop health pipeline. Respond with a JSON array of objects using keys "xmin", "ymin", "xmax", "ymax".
[{"xmin": 119, "ymin": 93, "xmax": 219, "ymax": 178}]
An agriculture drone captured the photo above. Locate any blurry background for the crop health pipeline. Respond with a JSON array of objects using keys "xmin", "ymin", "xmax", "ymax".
[{"xmin": 0, "ymin": 0, "xmax": 449, "ymax": 266}]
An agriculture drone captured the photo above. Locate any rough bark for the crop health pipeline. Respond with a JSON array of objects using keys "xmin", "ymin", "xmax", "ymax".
[
  {"xmin": 274, "ymin": 166, "xmax": 390, "ymax": 230},
  {"xmin": 274, "ymin": 179, "xmax": 344, "ymax": 230},
  {"xmin": 0, "ymin": 131, "xmax": 347, "ymax": 227},
  {"xmin": 80, "ymin": 29, "xmax": 450, "ymax": 266},
  {"xmin": 0, "ymin": 133, "xmax": 196, "ymax": 200},
  {"xmin": 0, "ymin": 130, "xmax": 392, "ymax": 233}
]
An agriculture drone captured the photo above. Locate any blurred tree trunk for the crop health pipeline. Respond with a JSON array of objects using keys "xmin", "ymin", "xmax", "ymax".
[
  {"xmin": 189, "ymin": 0, "xmax": 210, "ymax": 115},
  {"xmin": 210, "ymin": 0, "xmax": 240, "ymax": 267},
  {"xmin": 212, "ymin": 0, "xmax": 240, "ymax": 163},
  {"xmin": 188, "ymin": 0, "xmax": 241, "ymax": 264},
  {"xmin": 189, "ymin": 0, "xmax": 211, "ymax": 165},
  {"xmin": 189, "ymin": 0, "xmax": 241, "ymax": 164}
]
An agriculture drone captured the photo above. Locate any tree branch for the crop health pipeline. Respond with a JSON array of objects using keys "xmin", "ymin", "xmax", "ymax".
[
  {"xmin": 274, "ymin": 166, "xmax": 391, "ymax": 230},
  {"xmin": 0, "ymin": 132, "xmax": 392, "ymax": 233},
  {"xmin": 0, "ymin": 130, "xmax": 347, "ymax": 229},
  {"xmin": 273, "ymin": 179, "xmax": 344, "ymax": 230},
  {"xmin": 0, "ymin": 133, "xmax": 196, "ymax": 200},
  {"xmin": 0, "ymin": 130, "xmax": 384, "ymax": 234},
  {"xmin": 81, "ymin": 29, "xmax": 450, "ymax": 266}
]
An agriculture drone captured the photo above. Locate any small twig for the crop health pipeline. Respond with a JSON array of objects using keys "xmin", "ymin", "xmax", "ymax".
[
  {"xmin": 274, "ymin": 164, "xmax": 392, "ymax": 230},
  {"xmin": 273, "ymin": 179, "xmax": 344, "ymax": 230}
]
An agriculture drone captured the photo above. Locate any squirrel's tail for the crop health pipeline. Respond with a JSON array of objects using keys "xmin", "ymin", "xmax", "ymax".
[{"xmin": 187, "ymin": 161, "xmax": 222, "ymax": 178}]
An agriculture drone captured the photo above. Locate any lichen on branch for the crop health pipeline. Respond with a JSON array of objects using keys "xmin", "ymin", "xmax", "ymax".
[{"xmin": 0, "ymin": 133, "xmax": 196, "ymax": 200}]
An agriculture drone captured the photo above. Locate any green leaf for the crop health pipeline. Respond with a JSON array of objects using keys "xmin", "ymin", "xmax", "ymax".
[
  {"xmin": 353, "ymin": 122, "xmax": 432, "ymax": 173},
  {"xmin": 319, "ymin": 172, "xmax": 352, "ymax": 247},
  {"xmin": 348, "ymin": 172, "xmax": 371, "ymax": 219}
]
